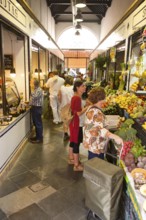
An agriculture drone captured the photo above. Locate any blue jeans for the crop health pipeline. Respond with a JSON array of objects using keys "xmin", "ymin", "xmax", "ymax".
[
  {"xmin": 31, "ymin": 106, "xmax": 43, "ymax": 140},
  {"xmin": 88, "ymin": 151, "xmax": 104, "ymax": 160}
]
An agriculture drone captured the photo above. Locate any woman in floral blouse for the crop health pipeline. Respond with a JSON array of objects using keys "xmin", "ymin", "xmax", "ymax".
[{"xmin": 83, "ymin": 87, "xmax": 123, "ymax": 160}]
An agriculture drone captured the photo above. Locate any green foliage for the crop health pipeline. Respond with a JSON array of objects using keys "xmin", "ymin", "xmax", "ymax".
[
  {"xmin": 120, "ymin": 119, "xmax": 135, "ymax": 128},
  {"xmin": 88, "ymin": 63, "xmax": 92, "ymax": 72},
  {"xmin": 120, "ymin": 63, "xmax": 126, "ymax": 70},
  {"xmin": 130, "ymin": 139, "xmax": 146, "ymax": 158},
  {"xmin": 103, "ymin": 105, "xmax": 119, "ymax": 115},
  {"xmin": 115, "ymin": 127, "xmax": 137, "ymax": 141},
  {"xmin": 115, "ymin": 119, "xmax": 137, "ymax": 141},
  {"xmin": 95, "ymin": 55, "xmax": 107, "ymax": 70},
  {"xmin": 104, "ymin": 86, "xmax": 116, "ymax": 96}
]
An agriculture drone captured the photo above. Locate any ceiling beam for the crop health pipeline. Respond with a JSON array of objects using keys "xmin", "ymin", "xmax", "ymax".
[
  {"xmin": 55, "ymin": 19, "xmax": 101, "ymax": 24},
  {"xmin": 53, "ymin": 12, "xmax": 104, "ymax": 16}
]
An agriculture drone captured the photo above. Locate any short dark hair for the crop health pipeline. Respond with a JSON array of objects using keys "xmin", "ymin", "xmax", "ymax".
[
  {"xmin": 88, "ymin": 87, "xmax": 105, "ymax": 104},
  {"xmin": 53, "ymin": 70, "xmax": 58, "ymax": 75},
  {"xmin": 64, "ymin": 76, "xmax": 73, "ymax": 85},
  {"xmin": 73, "ymin": 80, "xmax": 84, "ymax": 92}
]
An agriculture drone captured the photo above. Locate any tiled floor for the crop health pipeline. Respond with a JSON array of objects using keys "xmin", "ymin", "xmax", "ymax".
[
  {"xmin": 0, "ymin": 119, "xmax": 92, "ymax": 220},
  {"xmin": 0, "ymin": 117, "xmax": 125, "ymax": 220}
]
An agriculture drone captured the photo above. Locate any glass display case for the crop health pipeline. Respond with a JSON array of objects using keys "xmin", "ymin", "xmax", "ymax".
[
  {"xmin": 0, "ymin": 23, "xmax": 29, "ymax": 125},
  {"xmin": 5, "ymin": 77, "xmax": 20, "ymax": 108},
  {"xmin": 0, "ymin": 77, "xmax": 21, "ymax": 125}
]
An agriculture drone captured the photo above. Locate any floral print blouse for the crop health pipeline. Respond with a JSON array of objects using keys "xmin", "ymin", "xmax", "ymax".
[{"xmin": 83, "ymin": 106, "xmax": 108, "ymax": 154}]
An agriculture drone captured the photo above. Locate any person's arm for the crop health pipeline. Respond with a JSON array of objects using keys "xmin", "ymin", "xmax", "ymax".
[
  {"xmin": 74, "ymin": 97, "xmax": 90, "ymax": 116},
  {"xmin": 45, "ymin": 78, "xmax": 51, "ymax": 88},
  {"xmin": 77, "ymin": 105, "xmax": 89, "ymax": 116},
  {"xmin": 106, "ymin": 131, "xmax": 123, "ymax": 146}
]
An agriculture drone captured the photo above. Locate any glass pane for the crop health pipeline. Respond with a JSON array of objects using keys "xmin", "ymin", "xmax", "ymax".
[
  {"xmin": 2, "ymin": 26, "xmax": 26, "ymax": 114},
  {"xmin": 32, "ymin": 43, "xmax": 39, "ymax": 78}
]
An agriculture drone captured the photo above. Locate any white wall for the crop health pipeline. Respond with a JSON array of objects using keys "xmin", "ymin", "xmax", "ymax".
[
  {"xmin": 55, "ymin": 22, "xmax": 101, "ymax": 43},
  {"xmin": 26, "ymin": 0, "xmax": 56, "ymax": 39},
  {"xmin": 30, "ymin": 0, "xmax": 41, "ymax": 21},
  {"xmin": 100, "ymin": 0, "xmax": 135, "ymax": 41},
  {"xmin": 40, "ymin": 0, "xmax": 48, "ymax": 31}
]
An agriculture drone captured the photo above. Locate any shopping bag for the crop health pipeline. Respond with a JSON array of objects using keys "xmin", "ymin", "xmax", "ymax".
[{"xmin": 60, "ymin": 103, "xmax": 73, "ymax": 125}]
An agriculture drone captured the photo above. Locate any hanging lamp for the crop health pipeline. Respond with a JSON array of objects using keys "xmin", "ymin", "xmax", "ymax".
[
  {"xmin": 10, "ymin": 67, "xmax": 16, "ymax": 75},
  {"xmin": 75, "ymin": 30, "xmax": 80, "ymax": 36},
  {"xmin": 75, "ymin": 0, "xmax": 86, "ymax": 8},
  {"xmin": 75, "ymin": 22, "xmax": 82, "ymax": 30},
  {"xmin": 75, "ymin": 9, "xmax": 83, "ymax": 22}
]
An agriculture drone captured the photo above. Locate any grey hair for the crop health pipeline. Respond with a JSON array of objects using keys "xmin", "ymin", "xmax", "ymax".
[{"xmin": 33, "ymin": 78, "xmax": 40, "ymax": 87}]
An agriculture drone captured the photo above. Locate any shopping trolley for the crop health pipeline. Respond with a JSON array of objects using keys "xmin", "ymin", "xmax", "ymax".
[{"xmin": 83, "ymin": 142, "xmax": 124, "ymax": 220}]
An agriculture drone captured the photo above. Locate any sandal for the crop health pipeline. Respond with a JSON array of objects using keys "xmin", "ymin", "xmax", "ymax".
[
  {"xmin": 68, "ymin": 159, "xmax": 74, "ymax": 165},
  {"xmin": 73, "ymin": 164, "xmax": 84, "ymax": 172}
]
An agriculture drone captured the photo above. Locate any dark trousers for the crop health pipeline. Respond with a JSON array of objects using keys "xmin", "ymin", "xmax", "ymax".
[
  {"xmin": 88, "ymin": 151, "xmax": 104, "ymax": 160},
  {"xmin": 31, "ymin": 106, "xmax": 43, "ymax": 140},
  {"xmin": 70, "ymin": 127, "xmax": 83, "ymax": 154}
]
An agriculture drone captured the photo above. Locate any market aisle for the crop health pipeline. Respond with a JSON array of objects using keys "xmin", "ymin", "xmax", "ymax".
[{"xmin": 0, "ymin": 118, "xmax": 91, "ymax": 220}]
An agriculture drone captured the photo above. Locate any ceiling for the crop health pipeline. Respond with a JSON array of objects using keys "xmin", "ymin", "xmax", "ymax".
[{"xmin": 46, "ymin": 0, "xmax": 113, "ymax": 25}]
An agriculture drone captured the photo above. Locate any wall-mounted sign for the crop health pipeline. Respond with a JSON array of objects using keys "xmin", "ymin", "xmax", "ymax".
[
  {"xmin": 4, "ymin": 55, "xmax": 13, "ymax": 70},
  {"xmin": 0, "ymin": 0, "xmax": 26, "ymax": 27}
]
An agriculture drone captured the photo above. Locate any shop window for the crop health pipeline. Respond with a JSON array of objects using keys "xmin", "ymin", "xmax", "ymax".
[
  {"xmin": 128, "ymin": 27, "xmax": 146, "ymax": 91},
  {"xmin": 0, "ymin": 24, "xmax": 28, "ymax": 116},
  {"xmin": 32, "ymin": 42, "xmax": 46, "ymax": 87},
  {"xmin": 107, "ymin": 40, "xmax": 126, "ymax": 90}
]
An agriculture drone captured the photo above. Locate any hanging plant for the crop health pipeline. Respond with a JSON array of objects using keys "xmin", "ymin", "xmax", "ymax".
[
  {"xmin": 88, "ymin": 63, "xmax": 92, "ymax": 72},
  {"xmin": 95, "ymin": 55, "xmax": 108, "ymax": 70}
]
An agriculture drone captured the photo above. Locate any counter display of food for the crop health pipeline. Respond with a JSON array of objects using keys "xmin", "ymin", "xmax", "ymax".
[{"xmin": 120, "ymin": 161, "xmax": 146, "ymax": 220}]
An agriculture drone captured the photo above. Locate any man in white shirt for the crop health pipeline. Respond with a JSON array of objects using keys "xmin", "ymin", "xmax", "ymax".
[{"xmin": 45, "ymin": 71, "xmax": 65, "ymax": 124}]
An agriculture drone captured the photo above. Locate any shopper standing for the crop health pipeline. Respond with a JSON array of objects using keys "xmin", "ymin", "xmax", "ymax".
[
  {"xmin": 45, "ymin": 71, "xmax": 65, "ymax": 124},
  {"xmin": 58, "ymin": 75, "xmax": 74, "ymax": 140},
  {"xmin": 68, "ymin": 80, "xmax": 89, "ymax": 171},
  {"xmin": 29, "ymin": 78, "xmax": 43, "ymax": 143},
  {"xmin": 83, "ymin": 87, "xmax": 123, "ymax": 160}
]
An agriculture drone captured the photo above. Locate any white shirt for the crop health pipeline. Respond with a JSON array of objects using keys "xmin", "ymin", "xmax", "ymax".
[
  {"xmin": 60, "ymin": 85, "xmax": 74, "ymax": 109},
  {"xmin": 46, "ymin": 75, "xmax": 65, "ymax": 96},
  {"xmin": 79, "ymin": 99, "xmax": 86, "ymax": 127}
]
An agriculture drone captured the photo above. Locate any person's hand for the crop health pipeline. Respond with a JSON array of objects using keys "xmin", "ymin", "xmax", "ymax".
[
  {"xmin": 109, "ymin": 133, "xmax": 123, "ymax": 147},
  {"xmin": 85, "ymin": 99, "xmax": 92, "ymax": 107},
  {"xmin": 114, "ymin": 136, "xmax": 123, "ymax": 146}
]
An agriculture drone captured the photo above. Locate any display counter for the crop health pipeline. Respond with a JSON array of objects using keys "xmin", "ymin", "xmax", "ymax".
[
  {"xmin": 120, "ymin": 161, "xmax": 146, "ymax": 220},
  {"xmin": 0, "ymin": 109, "xmax": 31, "ymax": 174}
]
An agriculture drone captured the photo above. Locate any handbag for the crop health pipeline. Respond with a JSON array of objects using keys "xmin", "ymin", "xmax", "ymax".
[{"xmin": 60, "ymin": 103, "xmax": 73, "ymax": 125}]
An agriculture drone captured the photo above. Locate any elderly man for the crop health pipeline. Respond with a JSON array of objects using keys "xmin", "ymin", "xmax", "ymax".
[
  {"xmin": 29, "ymin": 78, "xmax": 43, "ymax": 143},
  {"xmin": 45, "ymin": 71, "xmax": 65, "ymax": 124}
]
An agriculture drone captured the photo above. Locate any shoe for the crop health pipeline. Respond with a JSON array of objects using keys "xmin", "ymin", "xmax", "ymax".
[
  {"xmin": 53, "ymin": 121, "xmax": 59, "ymax": 124},
  {"xmin": 30, "ymin": 139, "xmax": 43, "ymax": 144},
  {"xmin": 68, "ymin": 159, "xmax": 74, "ymax": 165},
  {"xmin": 73, "ymin": 164, "xmax": 84, "ymax": 172},
  {"xmin": 29, "ymin": 137, "xmax": 37, "ymax": 141}
]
